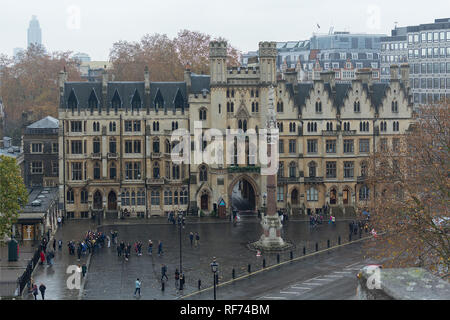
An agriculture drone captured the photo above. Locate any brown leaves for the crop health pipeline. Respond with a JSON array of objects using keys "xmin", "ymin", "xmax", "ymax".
[
  {"xmin": 363, "ymin": 102, "xmax": 450, "ymax": 277},
  {"xmin": 109, "ymin": 30, "xmax": 241, "ymax": 82}
]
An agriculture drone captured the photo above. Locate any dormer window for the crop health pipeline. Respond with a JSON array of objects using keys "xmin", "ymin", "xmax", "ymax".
[
  {"xmin": 111, "ymin": 90, "xmax": 121, "ymax": 110},
  {"xmin": 391, "ymin": 100, "xmax": 398, "ymax": 113},
  {"xmin": 199, "ymin": 108, "xmax": 207, "ymax": 121},
  {"xmin": 68, "ymin": 89, "xmax": 78, "ymax": 111},
  {"xmin": 277, "ymin": 101, "xmax": 284, "ymax": 112},
  {"xmin": 131, "ymin": 90, "xmax": 141, "ymax": 111},
  {"xmin": 88, "ymin": 90, "xmax": 98, "ymax": 111},
  {"xmin": 154, "ymin": 89, "xmax": 164, "ymax": 111}
]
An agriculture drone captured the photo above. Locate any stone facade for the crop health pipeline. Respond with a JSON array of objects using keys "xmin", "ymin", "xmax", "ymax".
[{"xmin": 58, "ymin": 41, "xmax": 414, "ymax": 219}]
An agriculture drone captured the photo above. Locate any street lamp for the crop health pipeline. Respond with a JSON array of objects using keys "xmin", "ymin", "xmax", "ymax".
[
  {"xmin": 210, "ymin": 257, "xmax": 218, "ymax": 300},
  {"xmin": 178, "ymin": 212, "xmax": 185, "ymax": 274}
]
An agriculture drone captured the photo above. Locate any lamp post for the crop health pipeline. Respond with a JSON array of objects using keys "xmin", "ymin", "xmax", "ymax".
[
  {"xmin": 210, "ymin": 257, "xmax": 218, "ymax": 300},
  {"xmin": 178, "ymin": 212, "xmax": 184, "ymax": 273}
]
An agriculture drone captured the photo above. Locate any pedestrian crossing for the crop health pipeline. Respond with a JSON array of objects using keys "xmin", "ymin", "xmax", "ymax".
[{"xmin": 257, "ymin": 262, "xmax": 366, "ymax": 300}]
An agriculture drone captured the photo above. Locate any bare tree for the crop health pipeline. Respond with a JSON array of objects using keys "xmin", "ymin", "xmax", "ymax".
[{"xmin": 363, "ymin": 103, "xmax": 449, "ymax": 277}]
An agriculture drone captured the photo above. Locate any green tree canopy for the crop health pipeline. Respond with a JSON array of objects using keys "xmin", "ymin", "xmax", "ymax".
[{"xmin": 0, "ymin": 155, "xmax": 28, "ymax": 239}]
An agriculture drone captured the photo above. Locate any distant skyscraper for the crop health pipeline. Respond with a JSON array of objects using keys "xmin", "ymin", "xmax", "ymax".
[{"xmin": 27, "ymin": 15, "xmax": 42, "ymax": 48}]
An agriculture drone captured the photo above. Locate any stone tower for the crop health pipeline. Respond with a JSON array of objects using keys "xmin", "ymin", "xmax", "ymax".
[
  {"xmin": 258, "ymin": 42, "xmax": 277, "ymax": 84},
  {"xmin": 209, "ymin": 41, "xmax": 227, "ymax": 85}
]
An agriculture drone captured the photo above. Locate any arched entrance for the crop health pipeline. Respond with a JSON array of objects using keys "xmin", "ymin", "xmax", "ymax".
[
  {"xmin": 200, "ymin": 194, "xmax": 209, "ymax": 211},
  {"xmin": 330, "ymin": 188, "xmax": 337, "ymax": 205},
  {"xmin": 291, "ymin": 188, "xmax": 299, "ymax": 205},
  {"xmin": 229, "ymin": 175, "xmax": 257, "ymax": 213},
  {"xmin": 343, "ymin": 188, "xmax": 351, "ymax": 205},
  {"xmin": 93, "ymin": 190, "xmax": 103, "ymax": 210},
  {"xmin": 108, "ymin": 191, "xmax": 117, "ymax": 211}
]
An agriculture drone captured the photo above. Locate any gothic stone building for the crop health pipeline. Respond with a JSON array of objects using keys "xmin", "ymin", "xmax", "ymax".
[{"xmin": 58, "ymin": 41, "xmax": 414, "ymax": 219}]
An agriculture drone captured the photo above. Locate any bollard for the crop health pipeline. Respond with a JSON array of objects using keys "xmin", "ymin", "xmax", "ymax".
[
  {"xmin": 327, "ymin": 239, "xmax": 330, "ymax": 248},
  {"xmin": 338, "ymin": 236, "xmax": 341, "ymax": 245},
  {"xmin": 349, "ymin": 234, "xmax": 352, "ymax": 242},
  {"xmin": 263, "ymin": 259, "xmax": 266, "ymax": 268},
  {"xmin": 277, "ymin": 254, "xmax": 280, "ymax": 264},
  {"xmin": 161, "ymin": 280, "xmax": 165, "ymax": 291},
  {"xmin": 198, "ymin": 279, "xmax": 201, "ymax": 290},
  {"xmin": 248, "ymin": 264, "xmax": 251, "ymax": 273},
  {"xmin": 290, "ymin": 251, "xmax": 293, "ymax": 260},
  {"xmin": 303, "ymin": 247, "xmax": 306, "ymax": 255},
  {"xmin": 315, "ymin": 242, "xmax": 318, "ymax": 252},
  {"xmin": 232, "ymin": 268, "xmax": 235, "ymax": 279}
]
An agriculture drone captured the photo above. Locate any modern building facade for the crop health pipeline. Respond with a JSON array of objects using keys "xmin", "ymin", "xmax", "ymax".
[
  {"xmin": 27, "ymin": 15, "xmax": 42, "ymax": 48},
  {"xmin": 58, "ymin": 41, "xmax": 414, "ymax": 220},
  {"xmin": 243, "ymin": 32, "xmax": 385, "ymax": 83},
  {"xmin": 381, "ymin": 18, "xmax": 450, "ymax": 105},
  {"xmin": 22, "ymin": 116, "xmax": 59, "ymax": 187}
]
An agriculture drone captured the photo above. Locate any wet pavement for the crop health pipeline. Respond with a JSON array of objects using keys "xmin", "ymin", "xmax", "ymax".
[
  {"xmin": 82, "ymin": 218, "xmax": 365, "ymax": 300},
  {"xmin": 22, "ymin": 219, "xmax": 96, "ymax": 300}
]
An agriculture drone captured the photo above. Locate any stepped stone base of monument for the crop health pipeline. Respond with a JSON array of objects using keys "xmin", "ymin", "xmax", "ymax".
[{"xmin": 248, "ymin": 215, "xmax": 293, "ymax": 252}]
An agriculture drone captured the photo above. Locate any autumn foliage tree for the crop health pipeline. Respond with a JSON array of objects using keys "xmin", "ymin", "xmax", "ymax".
[
  {"xmin": 0, "ymin": 45, "xmax": 81, "ymax": 140},
  {"xmin": 363, "ymin": 102, "xmax": 449, "ymax": 277},
  {"xmin": 109, "ymin": 30, "xmax": 240, "ymax": 81}
]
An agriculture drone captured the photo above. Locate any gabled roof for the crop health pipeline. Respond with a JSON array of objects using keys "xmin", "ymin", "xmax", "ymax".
[{"xmin": 150, "ymin": 82, "xmax": 187, "ymax": 109}]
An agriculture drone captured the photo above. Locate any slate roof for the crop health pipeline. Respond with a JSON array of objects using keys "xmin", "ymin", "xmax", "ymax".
[
  {"xmin": 294, "ymin": 81, "xmax": 390, "ymax": 114},
  {"xmin": 190, "ymin": 74, "xmax": 210, "ymax": 94},
  {"xmin": 62, "ymin": 81, "xmax": 188, "ymax": 110}
]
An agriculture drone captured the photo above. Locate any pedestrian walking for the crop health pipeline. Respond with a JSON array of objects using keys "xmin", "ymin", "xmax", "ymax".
[
  {"xmin": 134, "ymin": 278, "xmax": 141, "ymax": 297},
  {"xmin": 82, "ymin": 264, "xmax": 87, "ymax": 277},
  {"xmin": 52, "ymin": 239, "xmax": 56, "ymax": 251},
  {"xmin": 40, "ymin": 250, "xmax": 45, "ymax": 265},
  {"xmin": 195, "ymin": 232, "xmax": 200, "ymax": 247},
  {"xmin": 175, "ymin": 268, "xmax": 180, "ymax": 289},
  {"xmin": 107, "ymin": 236, "xmax": 111, "ymax": 248},
  {"xmin": 39, "ymin": 283, "xmax": 46, "ymax": 300},
  {"xmin": 158, "ymin": 241, "xmax": 163, "ymax": 256},
  {"xmin": 161, "ymin": 264, "xmax": 168, "ymax": 281},
  {"xmin": 189, "ymin": 232, "xmax": 194, "ymax": 247},
  {"xmin": 57, "ymin": 216, "xmax": 62, "ymax": 228},
  {"xmin": 117, "ymin": 245, "xmax": 121, "ymax": 257},
  {"xmin": 32, "ymin": 284, "xmax": 38, "ymax": 300},
  {"xmin": 58, "ymin": 239, "xmax": 62, "ymax": 250},
  {"xmin": 148, "ymin": 240, "xmax": 153, "ymax": 255}
]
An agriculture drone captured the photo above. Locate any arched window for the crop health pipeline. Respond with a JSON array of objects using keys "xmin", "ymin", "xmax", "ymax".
[
  {"xmin": 93, "ymin": 137, "xmax": 100, "ymax": 154},
  {"xmin": 80, "ymin": 189, "xmax": 88, "ymax": 204},
  {"xmin": 307, "ymin": 187, "xmax": 318, "ymax": 202},
  {"xmin": 308, "ymin": 161, "xmax": 317, "ymax": 177},
  {"xmin": 230, "ymin": 102, "xmax": 234, "ymax": 113},
  {"xmin": 153, "ymin": 138, "xmax": 160, "ymax": 153},
  {"xmin": 94, "ymin": 162, "xmax": 101, "ymax": 179},
  {"xmin": 165, "ymin": 140, "xmax": 171, "ymax": 153},
  {"xmin": 277, "ymin": 101, "xmax": 284, "ymax": 112},
  {"xmin": 110, "ymin": 162, "xmax": 117, "ymax": 179},
  {"xmin": 153, "ymin": 162, "xmax": 160, "ymax": 179},
  {"xmin": 151, "ymin": 190, "xmax": 160, "ymax": 205},
  {"xmin": 354, "ymin": 101, "xmax": 360, "ymax": 112},
  {"xmin": 67, "ymin": 188, "xmax": 74, "ymax": 203},
  {"xmin": 199, "ymin": 165, "xmax": 207, "ymax": 182},
  {"xmin": 199, "ymin": 108, "xmax": 207, "ymax": 120},
  {"xmin": 289, "ymin": 162, "xmax": 297, "ymax": 178},
  {"xmin": 392, "ymin": 100, "xmax": 398, "ymax": 113},
  {"xmin": 109, "ymin": 137, "xmax": 116, "ymax": 154},
  {"xmin": 315, "ymin": 100, "xmax": 322, "ymax": 113},
  {"xmin": 172, "ymin": 164, "xmax": 180, "ymax": 180},
  {"xmin": 359, "ymin": 185, "xmax": 370, "ymax": 201},
  {"xmin": 109, "ymin": 122, "xmax": 116, "ymax": 132},
  {"xmin": 314, "ymin": 122, "xmax": 317, "ymax": 132}
]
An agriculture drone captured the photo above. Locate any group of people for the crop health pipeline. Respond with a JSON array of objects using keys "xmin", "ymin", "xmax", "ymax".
[
  {"xmin": 117, "ymin": 239, "xmax": 164, "ymax": 261},
  {"xmin": 28, "ymin": 279, "xmax": 47, "ymax": 300},
  {"xmin": 349, "ymin": 219, "xmax": 371, "ymax": 237},
  {"xmin": 309, "ymin": 213, "xmax": 325, "ymax": 227},
  {"xmin": 168, "ymin": 210, "xmax": 186, "ymax": 225},
  {"xmin": 38, "ymin": 238, "xmax": 55, "ymax": 266}
]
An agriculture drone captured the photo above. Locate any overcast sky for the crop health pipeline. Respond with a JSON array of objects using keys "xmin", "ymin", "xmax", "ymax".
[{"xmin": 1, "ymin": 0, "xmax": 448, "ymax": 60}]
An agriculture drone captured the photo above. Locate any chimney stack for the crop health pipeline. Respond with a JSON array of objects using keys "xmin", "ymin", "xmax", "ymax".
[
  {"xmin": 355, "ymin": 68, "xmax": 373, "ymax": 87},
  {"xmin": 390, "ymin": 64, "xmax": 399, "ymax": 81},
  {"xmin": 319, "ymin": 70, "xmax": 336, "ymax": 91}
]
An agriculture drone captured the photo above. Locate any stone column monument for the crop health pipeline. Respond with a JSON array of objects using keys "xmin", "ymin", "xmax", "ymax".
[{"xmin": 251, "ymin": 86, "xmax": 291, "ymax": 251}]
